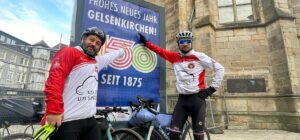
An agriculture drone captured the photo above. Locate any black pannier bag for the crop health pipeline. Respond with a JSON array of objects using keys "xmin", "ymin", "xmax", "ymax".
[{"xmin": 0, "ymin": 99, "xmax": 35, "ymax": 125}]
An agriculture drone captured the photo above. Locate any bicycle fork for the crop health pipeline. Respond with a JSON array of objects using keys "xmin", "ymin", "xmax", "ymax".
[
  {"xmin": 146, "ymin": 125, "xmax": 154, "ymax": 140},
  {"xmin": 157, "ymin": 127, "xmax": 170, "ymax": 140}
]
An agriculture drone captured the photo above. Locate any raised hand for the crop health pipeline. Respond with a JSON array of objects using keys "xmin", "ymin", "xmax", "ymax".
[{"xmin": 138, "ymin": 33, "xmax": 148, "ymax": 45}]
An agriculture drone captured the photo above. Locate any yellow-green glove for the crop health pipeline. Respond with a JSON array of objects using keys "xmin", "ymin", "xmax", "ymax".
[{"xmin": 33, "ymin": 124, "xmax": 56, "ymax": 140}]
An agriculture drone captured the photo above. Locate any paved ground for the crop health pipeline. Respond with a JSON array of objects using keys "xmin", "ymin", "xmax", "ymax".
[
  {"xmin": 209, "ymin": 129, "xmax": 300, "ymax": 140},
  {"xmin": 1, "ymin": 125, "xmax": 300, "ymax": 140}
]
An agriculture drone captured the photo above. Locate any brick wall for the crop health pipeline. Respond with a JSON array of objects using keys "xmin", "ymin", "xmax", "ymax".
[{"xmin": 146, "ymin": 0, "xmax": 300, "ymax": 132}]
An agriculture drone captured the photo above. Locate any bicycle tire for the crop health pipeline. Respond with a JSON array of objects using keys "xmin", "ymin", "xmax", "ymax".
[
  {"xmin": 2, "ymin": 133, "xmax": 33, "ymax": 140},
  {"xmin": 131, "ymin": 126, "xmax": 164, "ymax": 140},
  {"xmin": 181, "ymin": 125, "xmax": 211, "ymax": 140},
  {"xmin": 110, "ymin": 128, "xmax": 144, "ymax": 140}
]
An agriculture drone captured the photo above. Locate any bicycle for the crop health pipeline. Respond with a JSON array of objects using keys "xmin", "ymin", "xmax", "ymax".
[
  {"xmin": 129, "ymin": 96, "xmax": 211, "ymax": 140},
  {"xmin": 0, "ymin": 98, "xmax": 43, "ymax": 140},
  {"xmin": 95, "ymin": 106, "xmax": 144, "ymax": 140}
]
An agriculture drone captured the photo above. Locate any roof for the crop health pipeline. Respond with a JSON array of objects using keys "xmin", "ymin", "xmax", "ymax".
[
  {"xmin": 0, "ymin": 30, "xmax": 30, "ymax": 45},
  {"xmin": 33, "ymin": 40, "xmax": 50, "ymax": 48},
  {"xmin": 52, "ymin": 43, "xmax": 67, "ymax": 50}
]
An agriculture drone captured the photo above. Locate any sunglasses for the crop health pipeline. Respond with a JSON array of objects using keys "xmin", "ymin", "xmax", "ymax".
[{"xmin": 178, "ymin": 39, "xmax": 192, "ymax": 45}]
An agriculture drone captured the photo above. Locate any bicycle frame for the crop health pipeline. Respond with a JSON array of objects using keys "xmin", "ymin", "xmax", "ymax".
[
  {"xmin": 155, "ymin": 125, "xmax": 169, "ymax": 140},
  {"xmin": 145, "ymin": 121, "xmax": 169, "ymax": 140},
  {"xmin": 106, "ymin": 121, "xmax": 113, "ymax": 140},
  {"xmin": 96, "ymin": 109, "xmax": 115, "ymax": 140},
  {"xmin": 97, "ymin": 106, "xmax": 143, "ymax": 140},
  {"xmin": 130, "ymin": 97, "xmax": 190, "ymax": 140}
]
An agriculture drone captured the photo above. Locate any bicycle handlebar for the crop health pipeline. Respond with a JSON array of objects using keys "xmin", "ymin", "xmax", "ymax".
[
  {"xmin": 129, "ymin": 96, "xmax": 158, "ymax": 115},
  {"xmin": 96, "ymin": 107, "xmax": 129, "ymax": 116}
]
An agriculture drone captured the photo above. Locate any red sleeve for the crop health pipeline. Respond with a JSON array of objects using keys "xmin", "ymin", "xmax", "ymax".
[
  {"xmin": 44, "ymin": 47, "xmax": 76, "ymax": 114},
  {"xmin": 145, "ymin": 42, "xmax": 179, "ymax": 63}
]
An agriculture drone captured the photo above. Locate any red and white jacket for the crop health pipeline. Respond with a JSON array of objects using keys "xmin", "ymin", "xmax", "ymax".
[
  {"xmin": 42, "ymin": 46, "xmax": 124, "ymax": 124},
  {"xmin": 145, "ymin": 42, "xmax": 224, "ymax": 94}
]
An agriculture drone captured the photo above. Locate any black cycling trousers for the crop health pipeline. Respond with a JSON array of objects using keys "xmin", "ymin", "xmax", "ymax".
[
  {"xmin": 169, "ymin": 94, "xmax": 206, "ymax": 140},
  {"xmin": 49, "ymin": 117, "xmax": 101, "ymax": 140}
]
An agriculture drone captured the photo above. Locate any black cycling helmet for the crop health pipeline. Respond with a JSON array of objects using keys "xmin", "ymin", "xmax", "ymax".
[{"xmin": 82, "ymin": 26, "xmax": 106, "ymax": 46}]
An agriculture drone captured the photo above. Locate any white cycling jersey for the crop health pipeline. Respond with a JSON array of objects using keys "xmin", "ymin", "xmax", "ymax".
[
  {"xmin": 145, "ymin": 42, "xmax": 224, "ymax": 94},
  {"xmin": 43, "ymin": 46, "xmax": 124, "ymax": 123}
]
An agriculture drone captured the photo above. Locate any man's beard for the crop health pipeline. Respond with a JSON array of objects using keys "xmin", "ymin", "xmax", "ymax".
[
  {"xmin": 81, "ymin": 43, "xmax": 100, "ymax": 58},
  {"xmin": 179, "ymin": 46, "xmax": 192, "ymax": 54}
]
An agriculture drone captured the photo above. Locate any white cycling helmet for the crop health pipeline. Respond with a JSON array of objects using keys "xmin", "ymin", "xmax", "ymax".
[
  {"xmin": 176, "ymin": 31, "xmax": 193, "ymax": 54},
  {"xmin": 176, "ymin": 31, "xmax": 193, "ymax": 41}
]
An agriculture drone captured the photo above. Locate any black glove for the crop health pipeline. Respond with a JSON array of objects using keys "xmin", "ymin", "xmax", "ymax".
[
  {"xmin": 198, "ymin": 86, "xmax": 216, "ymax": 99},
  {"xmin": 138, "ymin": 33, "xmax": 148, "ymax": 45}
]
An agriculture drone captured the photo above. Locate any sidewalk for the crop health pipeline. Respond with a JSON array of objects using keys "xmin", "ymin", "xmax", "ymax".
[
  {"xmin": 209, "ymin": 129, "xmax": 300, "ymax": 140},
  {"xmin": 2, "ymin": 125, "xmax": 300, "ymax": 140}
]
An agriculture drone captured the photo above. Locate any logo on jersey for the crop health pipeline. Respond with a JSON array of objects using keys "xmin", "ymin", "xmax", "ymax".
[
  {"xmin": 76, "ymin": 76, "xmax": 98, "ymax": 95},
  {"xmin": 53, "ymin": 61, "xmax": 60, "ymax": 68},
  {"xmin": 80, "ymin": 57, "xmax": 85, "ymax": 62},
  {"xmin": 188, "ymin": 63, "xmax": 195, "ymax": 69}
]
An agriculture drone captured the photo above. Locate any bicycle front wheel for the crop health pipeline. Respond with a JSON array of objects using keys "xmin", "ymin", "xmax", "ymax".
[
  {"xmin": 2, "ymin": 133, "xmax": 33, "ymax": 140},
  {"xmin": 131, "ymin": 126, "xmax": 164, "ymax": 140},
  {"xmin": 181, "ymin": 125, "xmax": 210, "ymax": 140},
  {"xmin": 111, "ymin": 128, "xmax": 144, "ymax": 140}
]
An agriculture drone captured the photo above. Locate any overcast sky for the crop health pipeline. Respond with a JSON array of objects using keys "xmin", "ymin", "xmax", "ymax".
[{"xmin": 0, "ymin": 0, "xmax": 74, "ymax": 47}]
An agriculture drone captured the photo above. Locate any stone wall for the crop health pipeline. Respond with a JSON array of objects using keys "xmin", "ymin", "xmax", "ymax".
[
  {"xmin": 145, "ymin": 0, "xmax": 179, "ymax": 95},
  {"xmin": 146, "ymin": 0, "xmax": 300, "ymax": 132},
  {"xmin": 292, "ymin": 0, "xmax": 300, "ymax": 35}
]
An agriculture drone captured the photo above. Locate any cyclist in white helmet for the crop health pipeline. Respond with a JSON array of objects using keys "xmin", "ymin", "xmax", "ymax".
[
  {"xmin": 42, "ymin": 27, "xmax": 125, "ymax": 140},
  {"xmin": 176, "ymin": 30, "xmax": 193, "ymax": 54},
  {"xmin": 138, "ymin": 31, "xmax": 224, "ymax": 140}
]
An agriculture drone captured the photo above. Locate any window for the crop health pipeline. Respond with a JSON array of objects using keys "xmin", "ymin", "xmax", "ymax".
[
  {"xmin": 36, "ymin": 49, "xmax": 49, "ymax": 59},
  {"xmin": 0, "ymin": 35, "xmax": 5, "ymax": 42},
  {"xmin": 40, "ymin": 54, "xmax": 49, "ymax": 59},
  {"xmin": 218, "ymin": 0, "xmax": 254, "ymax": 24},
  {"xmin": 11, "ymin": 40, "xmax": 16, "ymax": 45},
  {"xmin": 6, "ymin": 37, "xmax": 11, "ymax": 44},
  {"xmin": 33, "ymin": 60, "xmax": 39, "ymax": 68},
  {"xmin": 0, "ymin": 69, "xmax": 3, "ymax": 79},
  {"xmin": 33, "ymin": 60, "xmax": 47, "ymax": 68},
  {"xmin": 40, "ymin": 61, "xmax": 46, "ymax": 68},
  {"xmin": 30, "ymin": 74, "xmax": 45, "ymax": 83},
  {"xmin": 9, "ymin": 65, "xmax": 15, "ymax": 69},
  {"xmin": 7, "ymin": 71, "xmax": 13, "ymax": 82},
  {"xmin": 18, "ymin": 66, "xmax": 27, "ymax": 72},
  {"xmin": 16, "ymin": 73, "xmax": 20, "ymax": 82},
  {"xmin": 0, "ymin": 51, "xmax": 6, "ymax": 60},
  {"xmin": 10, "ymin": 55, "xmax": 17, "ymax": 63},
  {"xmin": 16, "ymin": 73, "xmax": 26, "ymax": 83},
  {"xmin": 20, "ymin": 58, "xmax": 29, "ymax": 66}
]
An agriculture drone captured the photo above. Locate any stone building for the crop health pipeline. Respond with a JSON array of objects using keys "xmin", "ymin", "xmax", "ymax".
[
  {"xmin": 144, "ymin": 0, "xmax": 300, "ymax": 132},
  {"xmin": 0, "ymin": 30, "xmax": 51, "ymax": 97}
]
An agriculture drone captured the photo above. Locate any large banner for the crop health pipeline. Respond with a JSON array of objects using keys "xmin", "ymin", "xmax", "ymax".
[{"xmin": 77, "ymin": 0, "xmax": 164, "ymax": 106}]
